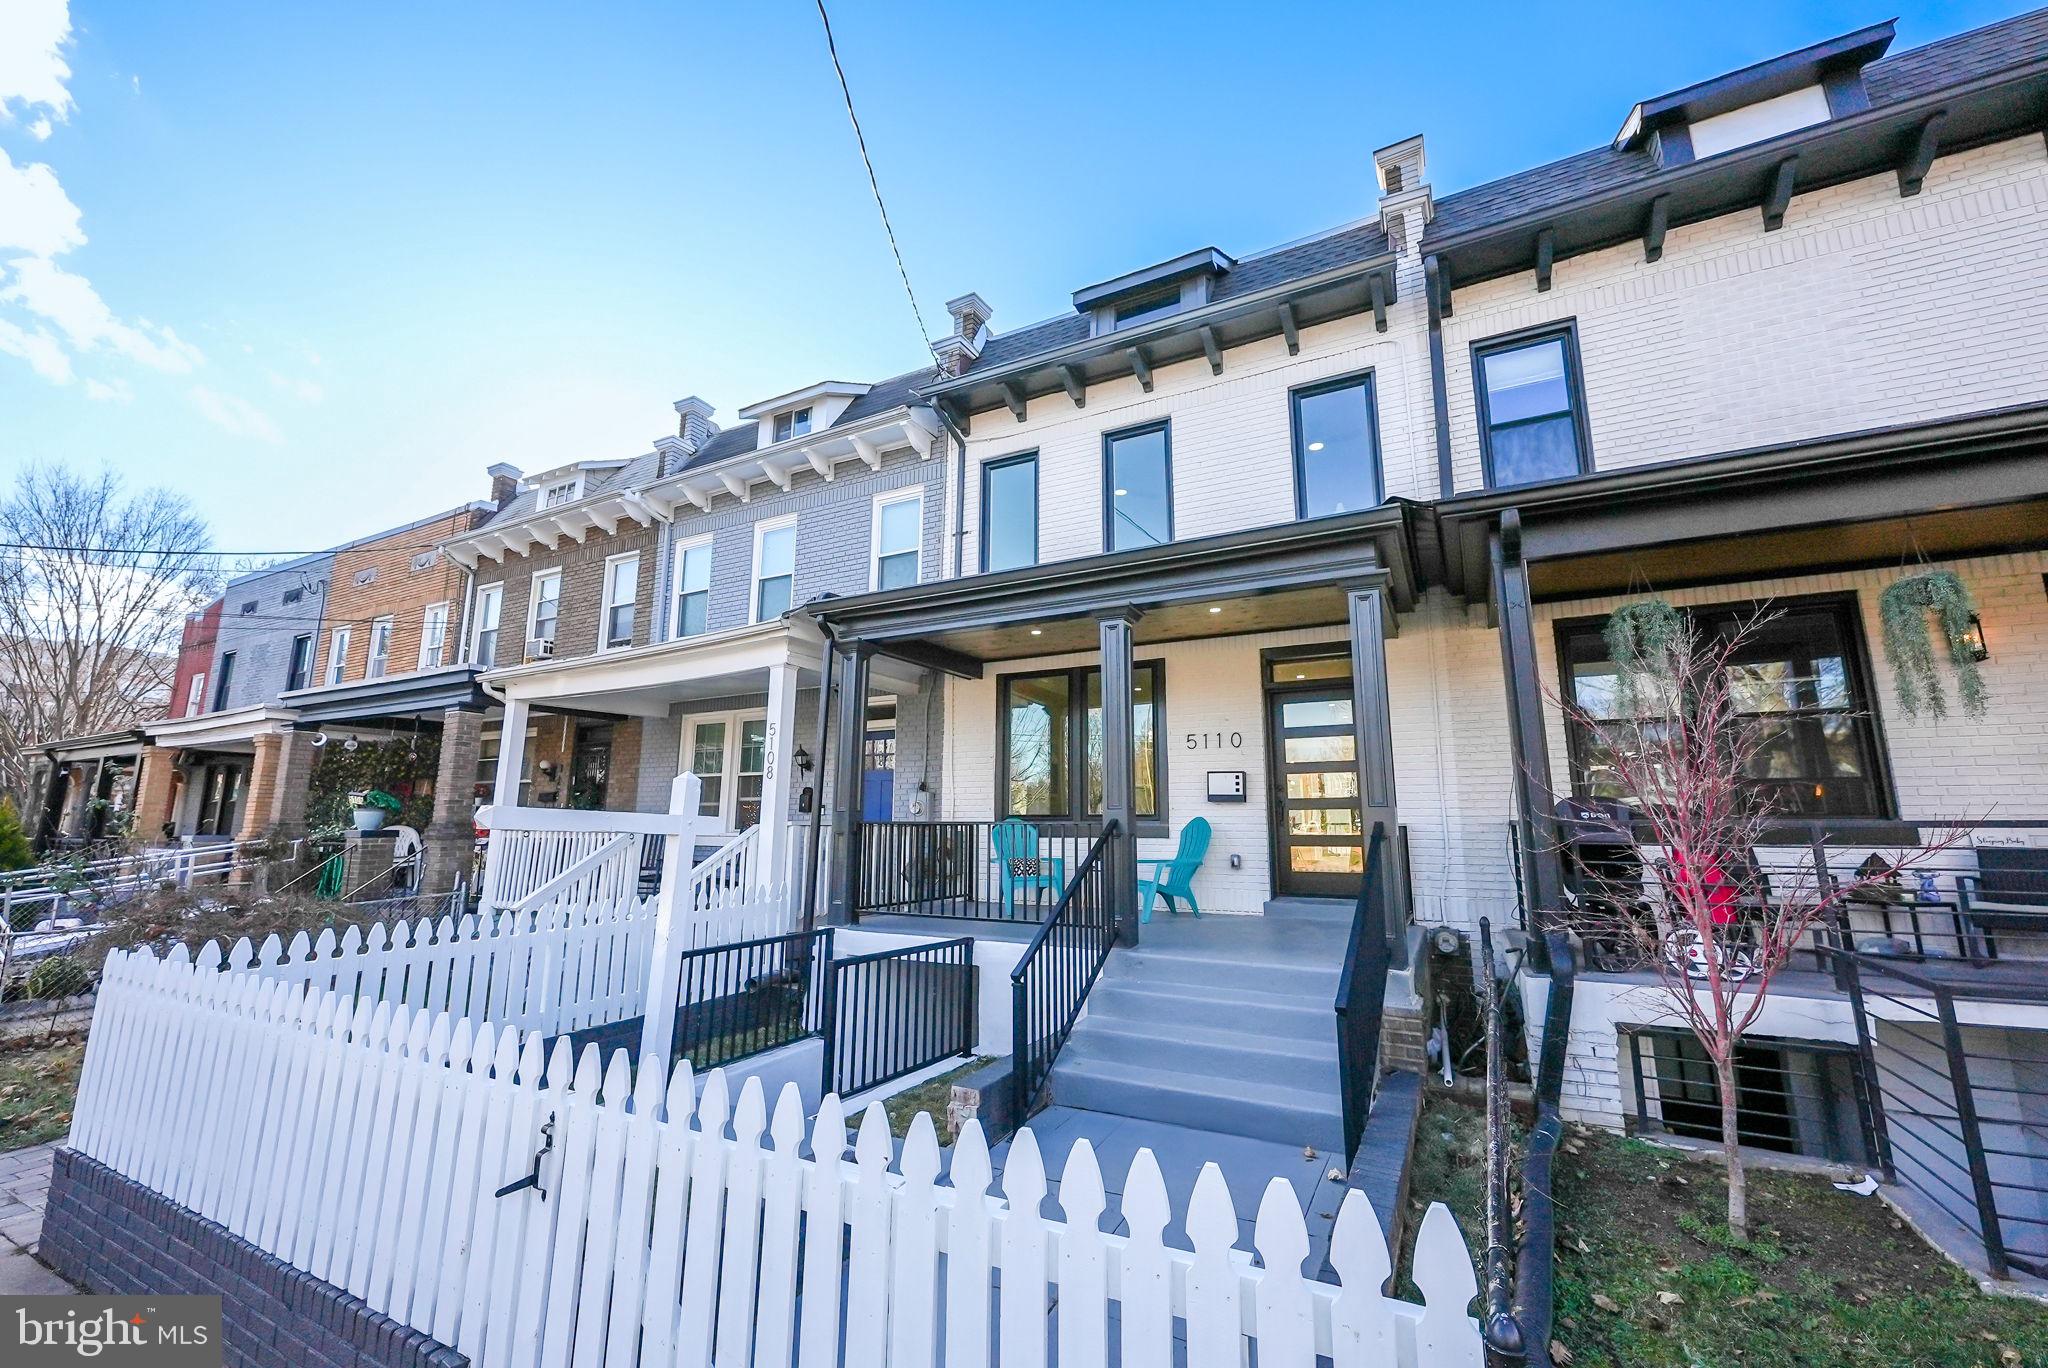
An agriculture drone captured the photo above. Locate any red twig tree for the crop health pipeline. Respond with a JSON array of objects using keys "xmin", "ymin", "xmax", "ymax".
[{"xmin": 1552, "ymin": 607, "xmax": 1964, "ymax": 1239}]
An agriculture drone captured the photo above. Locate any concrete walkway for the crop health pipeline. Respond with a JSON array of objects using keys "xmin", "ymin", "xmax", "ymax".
[{"xmin": 0, "ymin": 1143, "xmax": 76, "ymax": 1293}]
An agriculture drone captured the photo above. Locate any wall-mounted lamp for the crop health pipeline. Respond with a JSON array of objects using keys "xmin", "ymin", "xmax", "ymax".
[
  {"xmin": 1962, "ymin": 613, "xmax": 1990, "ymax": 662},
  {"xmin": 793, "ymin": 744, "xmax": 814, "ymax": 774}
]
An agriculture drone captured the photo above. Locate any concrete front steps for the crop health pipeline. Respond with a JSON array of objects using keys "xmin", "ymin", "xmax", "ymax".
[{"xmin": 1045, "ymin": 902, "xmax": 1354, "ymax": 1152}]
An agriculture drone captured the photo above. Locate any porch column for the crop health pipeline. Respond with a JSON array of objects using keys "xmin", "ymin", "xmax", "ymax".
[
  {"xmin": 1346, "ymin": 582, "xmax": 1409, "ymax": 967},
  {"xmin": 825, "ymin": 642, "xmax": 871, "ymax": 924},
  {"xmin": 422, "ymin": 707, "xmax": 486, "ymax": 898},
  {"xmin": 236, "ymin": 732, "xmax": 282, "ymax": 845},
  {"xmin": 757, "ymin": 660, "xmax": 799, "ymax": 891},
  {"xmin": 1491, "ymin": 512, "xmax": 1565, "ymax": 926},
  {"xmin": 1098, "ymin": 609, "xmax": 1142, "ymax": 947},
  {"xmin": 132, "ymin": 746, "xmax": 181, "ymax": 845},
  {"xmin": 268, "ymin": 729, "xmax": 320, "ymax": 838},
  {"xmin": 33, "ymin": 758, "xmax": 65, "ymax": 852},
  {"xmin": 492, "ymin": 695, "xmax": 530, "ymax": 808}
]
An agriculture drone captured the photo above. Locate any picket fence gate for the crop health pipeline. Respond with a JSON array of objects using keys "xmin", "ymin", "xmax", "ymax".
[{"xmin": 69, "ymin": 938, "xmax": 1485, "ymax": 1368}]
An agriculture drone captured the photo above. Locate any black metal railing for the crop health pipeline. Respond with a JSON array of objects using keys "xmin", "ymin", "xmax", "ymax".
[
  {"xmin": 823, "ymin": 936, "xmax": 976, "ymax": 1098},
  {"xmin": 1619, "ymin": 1023, "xmax": 1873, "ymax": 1162},
  {"xmin": 1010, "ymin": 821, "xmax": 1119, "ymax": 1121},
  {"xmin": 670, "ymin": 928, "xmax": 832, "ymax": 1073},
  {"xmin": 1829, "ymin": 947, "xmax": 2048, "ymax": 1279},
  {"xmin": 854, "ymin": 818, "xmax": 1106, "ymax": 923},
  {"xmin": 1334, "ymin": 823, "xmax": 1391, "ymax": 1161}
]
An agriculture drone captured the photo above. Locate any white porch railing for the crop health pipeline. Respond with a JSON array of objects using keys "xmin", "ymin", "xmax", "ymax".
[{"xmin": 70, "ymin": 938, "xmax": 1486, "ymax": 1368}]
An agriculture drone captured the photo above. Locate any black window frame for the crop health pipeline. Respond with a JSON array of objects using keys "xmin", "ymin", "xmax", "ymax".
[
  {"xmin": 1471, "ymin": 320, "xmax": 1595, "ymax": 490},
  {"xmin": 212, "ymin": 651, "xmax": 236, "ymax": 711},
  {"xmin": 979, "ymin": 451, "xmax": 1040, "ymax": 574},
  {"xmin": 995, "ymin": 660, "xmax": 1168, "ymax": 831},
  {"xmin": 1101, "ymin": 419, "xmax": 1175, "ymax": 554},
  {"xmin": 1289, "ymin": 368, "xmax": 1385, "ymax": 521},
  {"xmin": 1553, "ymin": 591, "xmax": 1898, "ymax": 821},
  {"xmin": 285, "ymin": 634, "xmax": 313, "ymax": 692}
]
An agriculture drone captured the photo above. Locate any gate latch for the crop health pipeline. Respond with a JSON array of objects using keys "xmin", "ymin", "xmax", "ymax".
[{"xmin": 495, "ymin": 1112, "xmax": 556, "ymax": 1201}]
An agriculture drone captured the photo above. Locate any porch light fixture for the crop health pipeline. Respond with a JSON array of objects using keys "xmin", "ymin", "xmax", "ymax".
[
  {"xmin": 793, "ymin": 743, "xmax": 813, "ymax": 774},
  {"xmin": 1962, "ymin": 613, "xmax": 1990, "ymax": 662}
]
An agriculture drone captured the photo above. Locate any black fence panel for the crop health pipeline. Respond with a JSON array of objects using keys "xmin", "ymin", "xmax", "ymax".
[
  {"xmin": 824, "ymin": 936, "xmax": 976, "ymax": 1098},
  {"xmin": 855, "ymin": 819, "xmax": 1106, "ymax": 923},
  {"xmin": 670, "ymin": 928, "xmax": 831, "ymax": 1074}
]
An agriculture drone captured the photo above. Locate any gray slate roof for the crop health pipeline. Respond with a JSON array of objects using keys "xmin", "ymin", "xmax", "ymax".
[
  {"xmin": 1426, "ymin": 8, "xmax": 2048, "ymax": 239},
  {"xmin": 963, "ymin": 219, "xmax": 1393, "ymax": 376}
]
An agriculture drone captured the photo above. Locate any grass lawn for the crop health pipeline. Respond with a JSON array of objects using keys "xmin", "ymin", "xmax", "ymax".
[
  {"xmin": 875, "ymin": 1057, "xmax": 994, "ymax": 1140},
  {"xmin": 0, "ymin": 1036, "xmax": 83, "ymax": 1153},
  {"xmin": 1407, "ymin": 1087, "xmax": 2048, "ymax": 1368}
]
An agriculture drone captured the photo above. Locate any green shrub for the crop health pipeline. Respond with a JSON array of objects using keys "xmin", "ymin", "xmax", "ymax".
[
  {"xmin": 26, "ymin": 955, "xmax": 92, "ymax": 1001},
  {"xmin": 0, "ymin": 798, "xmax": 34, "ymax": 872}
]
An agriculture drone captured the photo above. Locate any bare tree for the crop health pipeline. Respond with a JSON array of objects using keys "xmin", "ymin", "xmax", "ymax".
[
  {"xmin": 0, "ymin": 464, "xmax": 216, "ymax": 810},
  {"xmin": 1553, "ymin": 608, "xmax": 1963, "ymax": 1240}
]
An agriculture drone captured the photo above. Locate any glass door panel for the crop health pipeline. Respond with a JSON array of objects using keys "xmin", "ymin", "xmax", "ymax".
[{"xmin": 1268, "ymin": 689, "xmax": 1364, "ymax": 897}]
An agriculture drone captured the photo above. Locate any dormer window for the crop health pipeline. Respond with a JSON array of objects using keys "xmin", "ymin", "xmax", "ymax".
[
  {"xmin": 773, "ymin": 407, "xmax": 813, "ymax": 443},
  {"xmin": 1074, "ymin": 247, "xmax": 1235, "ymax": 339},
  {"xmin": 1112, "ymin": 288, "xmax": 1182, "ymax": 330},
  {"xmin": 541, "ymin": 478, "xmax": 580, "ymax": 508}
]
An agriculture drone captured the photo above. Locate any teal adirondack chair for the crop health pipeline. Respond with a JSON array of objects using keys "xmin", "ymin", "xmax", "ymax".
[
  {"xmin": 990, "ymin": 818, "xmax": 1066, "ymax": 918},
  {"xmin": 1139, "ymin": 817, "xmax": 1211, "ymax": 922}
]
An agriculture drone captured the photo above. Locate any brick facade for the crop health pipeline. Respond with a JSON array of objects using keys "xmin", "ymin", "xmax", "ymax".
[
  {"xmin": 39, "ymin": 1148, "xmax": 467, "ymax": 1368},
  {"xmin": 320, "ymin": 507, "xmax": 492, "ymax": 687},
  {"xmin": 213, "ymin": 554, "xmax": 332, "ymax": 710},
  {"xmin": 168, "ymin": 600, "xmax": 222, "ymax": 719},
  {"xmin": 482, "ymin": 521, "xmax": 661, "ymax": 668}
]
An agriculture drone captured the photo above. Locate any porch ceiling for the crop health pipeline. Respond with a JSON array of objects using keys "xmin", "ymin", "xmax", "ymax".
[{"xmin": 919, "ymin": 583, "xmax": 1361, "ymax": 664}]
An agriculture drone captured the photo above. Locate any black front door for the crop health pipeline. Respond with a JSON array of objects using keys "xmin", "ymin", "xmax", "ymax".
[{"xmin": 1267, "ymin": 688, "xmax": 1364, "ymax": 898}]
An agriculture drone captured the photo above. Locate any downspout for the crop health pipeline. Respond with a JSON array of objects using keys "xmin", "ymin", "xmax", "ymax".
[
  {"xmin": 926, "ymin": 400, "xmax": 971, "ymax": 579},
  {"xmin": 1423, "ymin": 254, "xmax": 1455, "ymax": 498}
]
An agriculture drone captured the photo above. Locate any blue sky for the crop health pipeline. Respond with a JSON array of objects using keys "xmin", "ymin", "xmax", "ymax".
[{"xmin": 0, "ymin": 0, "xmax": 2024, "ymax": 554}]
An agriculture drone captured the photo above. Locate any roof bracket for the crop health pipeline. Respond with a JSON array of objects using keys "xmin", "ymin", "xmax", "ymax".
[
  {"xmin": 1643, "ymin": 194, "xmax": 1669, "ymax": 263},
  {"xmin": 1129, "ymin": 345, "xmax": 1154, "ymax": 392},
  {"xmin": 1367, "ymin": 273, "xmax": 1389, "ymax": 333},
  {"xmin": 1762, "ymin": 156, "xmax": 1798, "ymax": 231},
  {"xmin": 1277, "ymin": 301, "xmax": 1300, "ymax": 355},
  {"xmin": 1534, "ymin": 228, "xmax": 1555, "ymax": 292},
  {"xmin": 1897, "ymin": 110, "xmax": 1946, "ymax": 197},
  {"xmin": 1058, "ymin": 364, "xmax": 1086, "ymax": 409},
  {"xmin": 1000, "ymin": 380, "xmax": 1028, "ymax": 422},
  {"xmin": 1197, "ymin": 325, "xmax": 1223, "ymax": 375}
]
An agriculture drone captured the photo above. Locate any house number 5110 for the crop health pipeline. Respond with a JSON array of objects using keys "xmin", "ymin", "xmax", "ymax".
[{"xmin": 1185, "ymin": 732, "xmax": 1243, "ymax": 749}]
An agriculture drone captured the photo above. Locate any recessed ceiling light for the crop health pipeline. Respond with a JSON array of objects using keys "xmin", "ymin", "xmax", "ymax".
[
  {"xmin": 1307, "ymin": 441, "xmax": 1325, "ymax": 452},
  {"xmin": 1208, "ymin": 606, "xmax": 1222, "ymax": 614},
  {"xmin": 1295, "ymin": 672, "xmax": 1306, "ymax": 680},
  {"xmin": 1030, "ymin": 628, "xmax": 1042, "ymax": 636},
  {"xmin": 1114, "ymin": 488, "xmax": 1129, "ymax": 497}
]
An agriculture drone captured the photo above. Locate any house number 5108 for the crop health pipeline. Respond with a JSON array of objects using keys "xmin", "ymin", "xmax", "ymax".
[{"xmin": 1185, "ymin": 732, "xmax": 1243, "ymax": 750}]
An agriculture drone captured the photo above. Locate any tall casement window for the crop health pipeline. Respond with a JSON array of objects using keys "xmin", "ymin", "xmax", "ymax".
[
  {"xmin": 602, "ymin": 552, "xmax": 640, "ymax": 649},
  {"xmin": 872, "ymin": 490, "xmax": 922, "ymax": 590},
  {"xmin": 752, "ymin": 519, "xmax": 796, "ymax": 622},
  {"xmin": 212, "ymin": 652, "xmax": 236, "ymax": 711},
  {"xmin": 735, "ymin": 720, "xmax": 768, "ymax": 828},
  {"xmin": 981, "ymin": 453, "xmax": 1038, "ymax": 573},
  {"xmin": 1558, "ymin": 597, "xmax": 1891, "ymax": 819},
  {"xmin": 185, "ymin": 672, "xmax": 207, "ymax": 717},
  {"xmin": 471, "ymin": 584, "xmax": 503, "ymax": 666},
  {"xmin": 688, "ymin": 719, "xmax": 727, "ymax": 820},
  {"xmin": 529, "ymin": 569, "xmax": 562, "ymax": 649},
  {"xmin": 671, "ymin": 537, "xmax": 712, "ymax": 639},
  {"xmin": 1292, "ymin": 372, "xmax": 1383, "ymax": 518},
  {"xmin": 418, "ymin": 602, "xmax": 450, "ymax": 670},
  {"xmin": 326, "ymin": 627, "xmax": 351, "ymax": 685},
  {"xmin": 365, "ymin": 617, "xmax": 393, "ymax": 679},
  {"xmin": 999, "ymin": 663, "xmax": 1163, "ymax": 821},
  {"xmin": 285, "ymin": 634, "xmax": 313, "ymax": 692},
  {"xmin": 1103, "ymin": 421, "xmax": 1173, "ymax": 552},
  {"xmin": 1473, "ymin": 324, "xmax": 1593, "ymax": 488}
]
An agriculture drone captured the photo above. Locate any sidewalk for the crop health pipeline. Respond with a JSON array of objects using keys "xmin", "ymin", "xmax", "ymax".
[{"xmin": 0, "ymin": 1143, "xmax": 76, "ymax": 1293}]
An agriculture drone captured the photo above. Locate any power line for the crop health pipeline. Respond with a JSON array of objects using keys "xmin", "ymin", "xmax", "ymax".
[
  {"xmin": 813, "ymin": 0, "xmax": 935, "ymax": 358},
  {"xmin": 0, "ymin": 541, "xmax": 448, "ymax": 558}
]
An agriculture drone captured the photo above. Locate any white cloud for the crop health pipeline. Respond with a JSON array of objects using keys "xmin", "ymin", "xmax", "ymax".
[
  {"xmin": 28, "ymin": 116, "xmax": 52, "ymax": 141},
  {"xmin": 265, "ymin": 368, "xmax": 324, "ymax": 403},
  {"xmin": 0, "ymin": 149, "xmax": 85, "ymax": 257},
  {"xmin": 0, "ymin": 316, "xmax": 71, "ymax": 382},
  {"xmin": 0, "ymin": 0, "xmax": 74, "ymax": 131},
  {"xmin": 1, "ymin": 255, "xmax": 203, "ymax": 372},
  {"xmin": 83, "ymin": 376, "xmax": 133, "ymax": 403},
  {"xmin": 190, "ymin": 385, "xmax": 282, "ymax": 443}
]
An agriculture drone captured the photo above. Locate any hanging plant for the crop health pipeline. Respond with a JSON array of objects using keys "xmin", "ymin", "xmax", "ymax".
[
  {"xmin": 1603, "ymin": 598, "xmax": 1684, "ymax": 716},
  {"xmin": 1878, "ymin": 570, "xmax": 1987, "ymax": 721}
]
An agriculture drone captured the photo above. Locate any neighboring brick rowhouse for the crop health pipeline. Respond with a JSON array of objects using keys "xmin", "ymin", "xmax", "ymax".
[
  {"xmin": 605, "ymin": 719, "xmax": 644, "ymax": 813},
  {"xmin": 168, "ymin": 600, "xmax": 222, "ymax": 718},
  {"xmin": 485, "ymin": 521, "xmax": 661, "ymax": 667},
  {"xmin": 214, "ymin": 554, "xmax": 332, "ymax": 710},
  {"xmin": 38, "ymin": 1148, "xmax": 468, "ymax": 1368},
  {"xmin": 421, "ymin": 707, "xmax": 484, "ymax": 895},
  {"xmin": 131, "ymin": 746, "xmax": 181, "ymax": 842},
  {"xmin": 320, "ymin": 506, "xmax": 492, "ymax": 685}
]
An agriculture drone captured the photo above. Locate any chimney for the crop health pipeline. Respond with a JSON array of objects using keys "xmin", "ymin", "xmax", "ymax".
[
  {"xmin": 933, "ymin": 292, "xmax": 993, "ymax": 377},
  {"xmin": 673, "ymin": 396, "xmax": 719, "ymax": 452},
  {"xmin": 1373, "ymin": 135, "xmax": 1432, "ymax": 255},
  {"xmin": 487, "ymin": 462, "xmax": 522, "ymax": 508}
]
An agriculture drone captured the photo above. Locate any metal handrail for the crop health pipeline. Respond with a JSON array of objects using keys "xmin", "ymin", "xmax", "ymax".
[
  {"xmin": 1009, "ymin": 820, "xmax": 1120, "ymax": 1123},
  {"xmin": 1333, "ymin": 822, "xmax": 1390, "ymax": 1161}
]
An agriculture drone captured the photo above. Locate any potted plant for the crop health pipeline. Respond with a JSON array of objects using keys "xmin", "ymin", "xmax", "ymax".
[
  {"xmin": 1878, "ymin": 569, "xmax": 1988, "ymax": 720},
  {"xmin": 348, "ymin": 788, "xmax": 403, "ymax": 833}
]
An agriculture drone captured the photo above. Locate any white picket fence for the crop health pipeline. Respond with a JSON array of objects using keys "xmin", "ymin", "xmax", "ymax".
[{"xmin": 70, "ymin": 937, "xmax": 1483, "ymax": 1368}]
